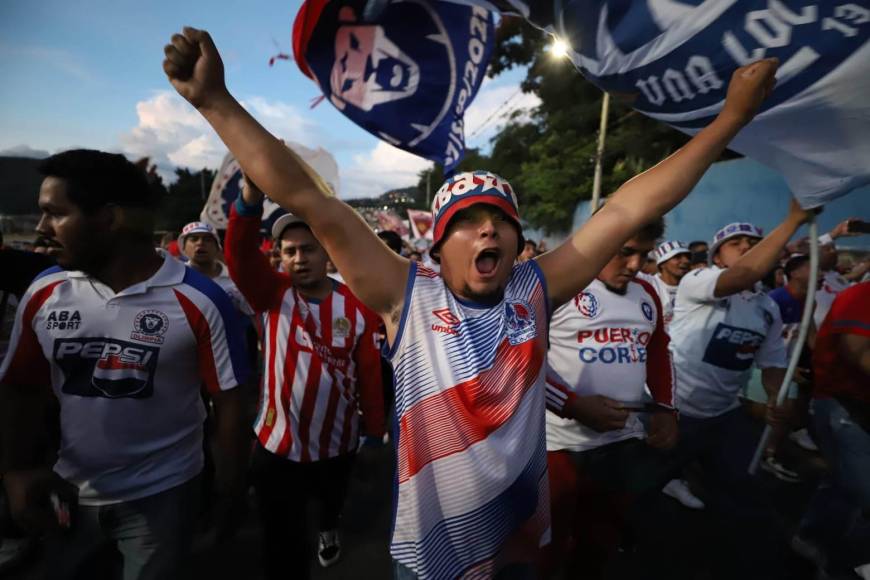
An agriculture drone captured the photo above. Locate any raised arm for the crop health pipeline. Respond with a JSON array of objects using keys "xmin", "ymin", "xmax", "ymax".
[
  {"xmin": 713, "ymin": 198, "xmax": 812, "ymax": 297},
  {"xmin": 537, "ymin": 58, "xmax": 779, "ymax": 309},
  {"xmin": 163, "ymin": 28, "xmax": 408, "ymax": 334}
]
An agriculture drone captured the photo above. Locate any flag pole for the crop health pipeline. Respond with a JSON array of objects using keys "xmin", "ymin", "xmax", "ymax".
[{"xmin": 748, "ymin": 213, "xmax": 819, "ymax": 475}]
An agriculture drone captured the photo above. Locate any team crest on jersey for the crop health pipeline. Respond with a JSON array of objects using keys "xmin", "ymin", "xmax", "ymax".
[
  {"xmin": 131, "ymin": 310, "xmax": 169, "ymax": 345},
  {"xmin": 574, "ymin": 291, "xmax": 601, "ymax": 320},
  {"xmin": 333, "ymin": 316, "xmax": 351, "ymax": 338},
  {"xmin": 641, "ymin": 302, "xmax": 654, "ymax": 322},
  {"xmin": 45, "ymin": 310, "xmax": 82, "ymax": 331},
  {"xmin": 504, "ymin": 300, "xmax": 536, "ymax": 346}
]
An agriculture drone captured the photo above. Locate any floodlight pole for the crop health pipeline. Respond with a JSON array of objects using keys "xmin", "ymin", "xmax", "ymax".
[{"xmin": 590, "ymin": 92, "xmax": 611, "ymax": 214}]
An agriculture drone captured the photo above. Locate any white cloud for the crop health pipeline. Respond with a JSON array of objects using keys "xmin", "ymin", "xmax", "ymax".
[
  {"xmin": 0, "ymin": 145, "xmax": 50, "ymax": 158},
  {"xmin": 464, "ymin": 78, "xmax": 540, "ymax": 147},
  {"xmin": 341, "ymin": 141, "xmax": 430, "ymax": 199},
  {"xmin": 119, "ymin": 91, "xmax": 316, "ymax": 182}
]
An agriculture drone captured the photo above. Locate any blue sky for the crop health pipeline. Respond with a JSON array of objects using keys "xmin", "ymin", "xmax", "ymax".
[{"xmin": 0, "ymin": 0, "xmax": 537, "ymax": 199}]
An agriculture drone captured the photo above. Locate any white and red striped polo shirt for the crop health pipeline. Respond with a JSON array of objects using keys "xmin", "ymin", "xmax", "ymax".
[
  {"xmin": 0, "ymin": 253, "xmax": 249, "ymax": 504},
  {"xmin": 226, "ymin": 199, "xmax": 385, "ymax": 462}
]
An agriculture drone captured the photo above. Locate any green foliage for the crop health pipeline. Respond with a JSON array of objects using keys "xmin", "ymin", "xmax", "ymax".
[
  {"xmin": 154, "ymin": 167, "xmax": 215, "ymax": 232},
  {"xmin": 419, "ymin": 18, "xmax": 697, "ymax": 234}
]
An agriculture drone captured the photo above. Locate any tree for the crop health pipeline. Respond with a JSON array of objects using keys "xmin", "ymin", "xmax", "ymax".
[{"xmin": 154, "ymin": 167, "xmax": 215, "ymax": 232}]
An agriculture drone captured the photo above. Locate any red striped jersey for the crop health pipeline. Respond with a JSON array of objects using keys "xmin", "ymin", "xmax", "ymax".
[
  {"xmin": 386, "ymin": 260, "xmax": 551, "ymax": 579},
  {"xmin": 0, "ymin": 254, "xmax": 249, "ymax": 505},
  {"xmin": 226, "ymin": 199, "xmax": 385, "ymax": 462}
]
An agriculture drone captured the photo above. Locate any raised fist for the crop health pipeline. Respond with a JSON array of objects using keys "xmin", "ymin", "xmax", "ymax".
[
  {"xmin": 720, "ymin": 57, "xmax": 779, "ymax": 127},
  {"xmin": 163, "ymin": 27, "xmax": 227, "ymax": 110}
]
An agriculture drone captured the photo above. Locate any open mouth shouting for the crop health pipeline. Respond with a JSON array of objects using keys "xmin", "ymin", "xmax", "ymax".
[{"xmin": 474, "ymin": 247, "xmax": 502, "ymax": 278}]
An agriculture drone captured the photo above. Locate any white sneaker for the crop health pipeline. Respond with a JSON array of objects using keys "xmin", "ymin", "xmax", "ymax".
[
  {"xmin": 317, "ymin": 529, "xmax": 341, "ymax": 568},
  {"xmin": 662, "ymin": 479, "xmax": 705, "ymax": 510},
  {"xmin": 760, "ymin": 456, "xmax": 801, "ymax": 483},
  {"xmin": 789, "ymin": 428, "xmax": 819, "ymax": 452},
  {"xmin": 854, "ymin": 563, "xmax": 870, "ymax": 580}
]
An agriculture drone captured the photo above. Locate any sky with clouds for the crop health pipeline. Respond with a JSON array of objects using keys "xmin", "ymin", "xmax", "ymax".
[{"xmin": 0, "ymin": 0, "xmax": 539, "ymax": 199}]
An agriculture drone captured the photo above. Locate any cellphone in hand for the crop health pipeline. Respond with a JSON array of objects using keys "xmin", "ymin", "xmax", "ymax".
[{"xmin": 847, "ymin": 219, "xmax": 870, "ymax": 234}]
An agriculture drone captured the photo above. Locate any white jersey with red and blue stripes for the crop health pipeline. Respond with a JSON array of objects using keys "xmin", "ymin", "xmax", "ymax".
[
  {"xmin": 386, "ymin": 260, "xmax": 551, "ymax": 579},
  {"xmin": 0, "ymin": 253, "xmax": 248, "ymax": 505}
]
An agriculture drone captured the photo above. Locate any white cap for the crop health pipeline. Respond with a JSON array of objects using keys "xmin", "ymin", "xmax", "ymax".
[
  {"xmin": 271, "ymin": 213, "xmax": 307, "ymax": 240},
  {"xmin": 655, "ymin": 240, "xmax": 691, "ymax": 265},
  {"xmin": 178, "ymin": 221, "xmax": 221, "ymax": 249},
  {"xmin": 709, "ymin": 222, "xmax": 763, "ymax": 263}
]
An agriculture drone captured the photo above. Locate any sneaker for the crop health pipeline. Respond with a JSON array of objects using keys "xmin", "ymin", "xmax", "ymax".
[
  {"xmin": 662, "ymin": 479, "xmax": 705, "ymax": 510},
  {"xmin": 760, "ymin": 456, "xmax": 802, "ymax": 483},
  {"xmin": 0, "ymin": 537, "xmax": 33, "ymax": 572},
  {"xmin": 790, "ymin": 428, "xmax": 819, "ymax": 452},
  {"xmin": 317, "ymin": 529, "xmax": 341, "ymax": 568}
]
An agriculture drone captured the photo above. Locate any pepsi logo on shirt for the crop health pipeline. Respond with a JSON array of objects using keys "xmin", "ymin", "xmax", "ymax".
[
  {"xmin": 54, "ymin": 338, "xmax": 159, "ymax": 399},
  {"xmin": 702, "ymin": 323, "xmax": 765, "ymax": 371}
]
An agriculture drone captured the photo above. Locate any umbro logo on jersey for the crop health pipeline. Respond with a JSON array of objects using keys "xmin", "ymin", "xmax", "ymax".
[
  {"xmin": 54, "ymin": 338, "xmax": 158, "ymax": 399},
  {"xmin": 131, "ymin": 310, "xmax": 169, "ymax": 345},
  {"xmin": 431, "ymin": 308, "xmax": 460, "ymax": 336},
  {"xmin": 46, "ymin": 310, "xmax": 82, "ymax": 331}
]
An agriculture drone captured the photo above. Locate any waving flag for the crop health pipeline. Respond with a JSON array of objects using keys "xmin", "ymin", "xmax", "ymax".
[
  {"xmin": 543, "ymin": 0, "xmax": 870, "ymax": 208},
  {"xmin": 407, "ymin": 208, "xmax": 434, "ymax": 239},
  {"xmin": 200, "ymin": 142, "xmax": 339, "ymax": 233},
  {"xmin": 294, "ymin": 0, "xmax": 869, "ymax": 208},
  {"xmin": 293, "ymin": 0, "xmax": 495, "ymax": 174}
]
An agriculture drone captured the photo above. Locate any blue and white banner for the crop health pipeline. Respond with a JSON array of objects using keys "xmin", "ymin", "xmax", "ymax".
[
  {"xmin": 293, "ymin": 0, "xmax": 495, "ymax": 174},
  {"xmin": 485, "ymin": 0, "xmax": 870, "ymax": 207},
  {"xmin": 200, "ymin": 142, "xmax": 339, "ymax": 233}
]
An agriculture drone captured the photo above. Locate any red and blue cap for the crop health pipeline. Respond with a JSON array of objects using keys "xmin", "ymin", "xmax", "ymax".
[{"xmin": 431, "ymin": 171, "xmax": 523, "ymax": 253}]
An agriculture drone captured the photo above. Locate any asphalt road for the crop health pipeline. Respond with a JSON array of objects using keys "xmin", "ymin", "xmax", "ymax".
[{"xmin": 5, "ymin": 422, "xmax": 828, "ymax": 580}]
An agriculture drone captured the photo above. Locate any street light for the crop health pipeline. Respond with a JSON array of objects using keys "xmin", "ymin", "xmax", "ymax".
[{"xmin": 549, "ymin": 37, "xmax": 570, "ymax": 59}]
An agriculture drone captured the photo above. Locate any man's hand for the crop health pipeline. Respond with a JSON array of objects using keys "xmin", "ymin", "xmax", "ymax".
[
  {"xmin": 163, "ymin": 27, "xmax": 228, "ymax": 110},
  {"xmin": 765, "ymin": 399, "xmax": 791, "ymax": 429},
  {"xmin": 569, "ymin": 395, "xmax": 630, "ymax": 432},
  {"xmin": 646, "ymin": 412, "xmax": 679, "ymax": 450},
  {"xmin": 719, "ymin": 58, "xmax": 779, "ymax": 127},
  {"xmin": 785, "ymin": 197, "xmax": 815, "ymax": 228},
  {"xmin": 829, "ymin": 217, "xmax": 864, "ymax": 240},
  {"xmin": 3, "ymin": 469, "xmax": 78, "ymax": 534}
]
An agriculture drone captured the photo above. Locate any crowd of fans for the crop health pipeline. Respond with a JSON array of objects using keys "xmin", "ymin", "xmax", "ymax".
[{"xmin": 0, "ymin": 26, "xmax": 868, "ymax": 580}]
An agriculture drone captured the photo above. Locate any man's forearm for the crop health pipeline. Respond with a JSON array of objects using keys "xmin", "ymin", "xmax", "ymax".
[{"xmin": 716, "ymin": 217, "xmax": 802, "ymax": 296}]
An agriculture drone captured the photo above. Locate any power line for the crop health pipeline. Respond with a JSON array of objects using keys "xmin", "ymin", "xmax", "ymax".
[{"xmin": 466, "ymin": 88, "xmax": 524, "ymax": 141}]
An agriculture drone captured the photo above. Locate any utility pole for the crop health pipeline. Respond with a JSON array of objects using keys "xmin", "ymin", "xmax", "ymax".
[{"xmin": 590, "ymin": 92, "xmax": 610, "ymax": 214}]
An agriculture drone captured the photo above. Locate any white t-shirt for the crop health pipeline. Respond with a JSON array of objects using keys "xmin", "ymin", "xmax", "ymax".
[
  {"xmin": 0, "ymin": 253, "xmax": 249, "ymax": 504},
  {"xmin": 214, "ymin": 262, "xmax": 254, "ymax": 316},
  {"xmin": 546, "ymin": 278, "xmax": 673, "ymax": 452},
  {"xmin": 669, "ymin": 267, "xmax": 787, "ymax": 418},
  {"xmin": 639, "ymin": 272, "xmax": 679, "ymax": 329},
  {"xmin": 813, "ymin": 270, "xmax": 851, "ymax": 328}
]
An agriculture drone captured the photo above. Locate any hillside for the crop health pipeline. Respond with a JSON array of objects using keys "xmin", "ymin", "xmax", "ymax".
[{"xmin": 0, "ymin": 156, "xmax": 43, "ymax": 214}]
